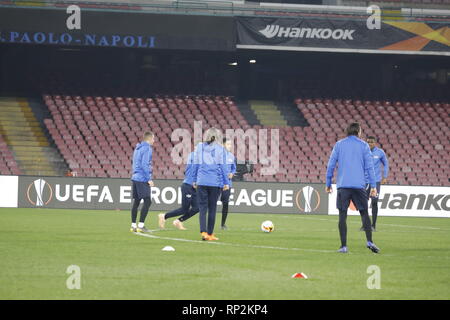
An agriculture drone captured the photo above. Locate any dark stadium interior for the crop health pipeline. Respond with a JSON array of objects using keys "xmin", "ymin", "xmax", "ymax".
[{"xmin": 1, "ymin": 44, "xmax": 449, "ymax": 102}]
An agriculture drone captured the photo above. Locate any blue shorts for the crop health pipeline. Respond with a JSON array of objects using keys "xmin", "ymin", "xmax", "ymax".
[
  {"xmin": 337, "ymin": 188, "xmax": 368, "ymax": 212},
  {"xmin": 366, "ymin": 182, "xmax": 381, "ymax": 200},
  {"xmin": 132, "ymin": 180, "xmax": 150, "ymax": 200}
]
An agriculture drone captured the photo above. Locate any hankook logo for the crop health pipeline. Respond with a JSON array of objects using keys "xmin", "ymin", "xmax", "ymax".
[
  {"xmin": 295, "ymin": 186, "xmax": 321, "ymax": 213},
  {"xmin": 26, "ymin": 179, "xmax": 53, "ymax": 206},
  {"xmin": 259, "ymin": 25, "xmax": 355, "ymax": 40}
]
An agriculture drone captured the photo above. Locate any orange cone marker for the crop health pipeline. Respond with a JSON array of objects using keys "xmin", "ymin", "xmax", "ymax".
[{"xmin": 291, "ymin": 272, "xmax": 308, "ymax": 279}]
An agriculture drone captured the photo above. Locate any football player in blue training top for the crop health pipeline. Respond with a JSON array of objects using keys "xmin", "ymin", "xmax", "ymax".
[
  {"xmin": 192, "ymin": 128, "xmax": 230, "ymax": 241},
  {"xmin": 360, "ymin": 136, "xmax": 389, "ymax": 232},
  {"xmin": 158, "ymin": 151, "xmax": 198, "ymax": 230},
  {"xmin": 220, "ymin": 137, "xmax": 236, "ymax": 230},
  {"xmin": 130, "ymin": 131, "xmax": 154, "ymax": 233},
  {"xmin": 326, "ymin": 123, "xmax": 380, "ymax": 254}
]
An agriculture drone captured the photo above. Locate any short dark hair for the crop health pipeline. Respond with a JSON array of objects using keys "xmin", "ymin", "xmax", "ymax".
[
  {"xmin": 367, "ymin": 136, "xmax": 376, "ymax": 141},
  {"xmin": 346, "ymin": 122, "xmax": 361, "ymax": 136},
  {"xmin": 143, "ymin": 131, "xmax": 154, "ymax": 141}
]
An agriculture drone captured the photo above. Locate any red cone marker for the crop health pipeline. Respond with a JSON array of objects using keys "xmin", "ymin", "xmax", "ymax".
[{"xmin": 292, "ymin": 272, "xmax": 308, "ymax": 279}]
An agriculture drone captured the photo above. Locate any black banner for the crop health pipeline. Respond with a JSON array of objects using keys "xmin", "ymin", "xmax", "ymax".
[
  {"xmin": 237, "ymin": 17, "xmax": 450, "ymax": 55},
  {"xmin": 17, "ymin": 176, "xmax": 328, "ymax": 215},
  {"xmin": 0, "ymin": 7, "xmax": 236, "ymax": 51}
]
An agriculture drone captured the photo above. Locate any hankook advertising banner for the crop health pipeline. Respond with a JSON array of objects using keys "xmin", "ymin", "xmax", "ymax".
[
  {"xmin": 328, "ymin": 184, "xmax": 450, "ymax": 218},
  {"xmin": 237, "ymin": 17, "xmax": 450, "ymax": 55}
]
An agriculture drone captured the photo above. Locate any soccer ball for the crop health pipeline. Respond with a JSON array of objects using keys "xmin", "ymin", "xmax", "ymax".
[{"xmin": 261, "ymin": 220, "xmax": 274, "ymax": 233}]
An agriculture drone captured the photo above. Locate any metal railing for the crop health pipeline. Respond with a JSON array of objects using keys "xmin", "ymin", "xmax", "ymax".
[{"xmin": 0, "ymin": 0, "xmax": 449, "ymax": 20}]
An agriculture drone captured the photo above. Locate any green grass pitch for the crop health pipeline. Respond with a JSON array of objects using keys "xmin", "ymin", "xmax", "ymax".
[{"xmin": 0, "ymin": 208, "xmax": 449, "ymax": 300}]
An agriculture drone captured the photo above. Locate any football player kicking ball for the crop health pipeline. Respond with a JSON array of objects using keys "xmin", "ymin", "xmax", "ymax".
[{"xmin": 158, "ymin": 152, "xmax": 198, "ymax": 230}]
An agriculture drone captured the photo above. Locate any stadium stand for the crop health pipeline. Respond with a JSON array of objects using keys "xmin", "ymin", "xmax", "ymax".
[
  {"xmin": 295, "ymin": 98, "xmax": 450, "ymax": 186},
  {"xmin": 39, "ymin": 93, "xmax": 449, "ymax": 186},
  {"xmin": 0, "ymin": 134, "xmax": 22, "ymax": 175},
  {"xmin": 0, "ymin": 97, "xmax": 67, "ymax": 176},
  {"xmin": 42, "ymin": 94, "xmax": 249, "ymax": 180},
  {"xmin": 249, "ymin": 100, "xmax": 288, "ymax": 127},
  {"xmin": 1, "ymin": 32, "xmax": 448, "ymax": 185}
]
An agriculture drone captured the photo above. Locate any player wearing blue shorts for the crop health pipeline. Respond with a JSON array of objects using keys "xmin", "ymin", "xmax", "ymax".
[{"xmin": 326, "ymin": 123, "xmax": 380, "ymax": 254}]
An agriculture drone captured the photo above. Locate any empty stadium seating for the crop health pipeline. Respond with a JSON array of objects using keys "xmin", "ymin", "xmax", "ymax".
[
  {"xmin": 0, "ymin": 135, "xmax": 22, "ymax": 175},
  {"xmin": 42, "ymin": 94, "xmax": 249, "ymax": 180},
  {"xmin": 294, "ymin": 98, "xmax": 450, "ymax": 186},
  {"xmin": 40, "ymin": 94, "xmax": 449, "ymax": 186}
]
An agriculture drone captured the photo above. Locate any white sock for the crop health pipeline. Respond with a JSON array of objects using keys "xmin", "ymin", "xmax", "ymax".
[
  {"xmin": 138, "ymin": 222, "xmax": 145, "ymax": 228},
  {"xmin": 131, "ymin": 223, "xmax": 137, "ymax": 228}
]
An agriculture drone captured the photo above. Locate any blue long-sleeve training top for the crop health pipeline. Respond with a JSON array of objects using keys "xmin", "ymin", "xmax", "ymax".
[
  {"xmin": 365, "ymin": 147, "xmax": 389, "ymax": 183},
  {"xmin": 326, "ymin": 135, "xmax": 376, "ymax": 189},
  {"xmin": 224, "ymin": 150, "xmax": 236, "ymax": 188},
  {"xmin": 131, "ymin": 141, "xmax": 153, "ymax": 182},
  {"xmin": 183, "ymin": 152, "xmax": 196, "ymax": 185},
  {"xmin": 192, "ymin": 142, "xmax": 230, "ymax": 188}
]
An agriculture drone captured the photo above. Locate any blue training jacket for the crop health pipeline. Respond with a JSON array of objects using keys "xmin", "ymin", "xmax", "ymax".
[
  {"xmin": 192, "ymin": 142, "xmax": 230, "ymax": 188},
  {"xmin": 131, "ymin": 142, "xmax": 153, "ymax": 182},
  {"xmin": 183, "ymin": 152, "xmax": 196, "ymax": 185},
  {"xmin": 223, "ymin": 150, "xmax": 237, "ymax": 188},
  {"xmin": 326, "ymin": 135, "xmax": 376, "ymax": 189},
  {"xmin": 365, "ymin": 147, "xmax": 389, "ymax": 183}
]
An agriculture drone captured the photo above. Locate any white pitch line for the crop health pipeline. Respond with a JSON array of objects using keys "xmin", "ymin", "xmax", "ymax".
[
  {"xmin": 134, "ymin": 232, "xmax": 450, "ymax": 260},
  {"xmin": 134, "ymin": 232, "xmax": 335, "ymax": 254},
  {"xmin": 291, "ymin": 216, "xmax": 444, "ymax": 230},
  {"xmin": 372, "ymin": 223, "xmax": 442, "ymax": 230}
]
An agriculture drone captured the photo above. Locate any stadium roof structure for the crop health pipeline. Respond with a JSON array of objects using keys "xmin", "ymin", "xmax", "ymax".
[{"xmin": 0, "ymin": 0, "xmax": 449, "ymax": 21}]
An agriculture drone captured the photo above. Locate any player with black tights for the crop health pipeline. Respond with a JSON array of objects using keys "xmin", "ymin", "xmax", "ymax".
[
  {"xmin": 130, "ymin": 131, "xmax": 155, "ymax": 233},
  {"xmin": 220, "ymin": 138, "xmax": 236, "ymax": 230},
  {"xmin": 326, "ymin": 123, "xmax": 380, "ymax": 254}
]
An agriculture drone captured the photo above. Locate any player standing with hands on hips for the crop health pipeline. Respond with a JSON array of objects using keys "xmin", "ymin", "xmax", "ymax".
[
  {"xmin": 130, "ymin": 131, "xmax": 154, "ymax": 233},
  {"xmin": 325, "ymin": 123, "xmax": 380, "ymax": 254},
  {"xmin": 192, "ymin": 128, "xmax": 230, "ymax": 241},
  {"xmin": 360, "ymin": 136, "xmax": 389, "ymax": 232}
]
